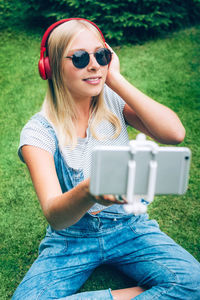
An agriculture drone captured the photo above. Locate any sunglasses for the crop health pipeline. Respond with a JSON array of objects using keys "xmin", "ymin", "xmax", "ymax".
[{"xmin": 65, "ymin": 48, "xmax": 112, "ymax": 69}]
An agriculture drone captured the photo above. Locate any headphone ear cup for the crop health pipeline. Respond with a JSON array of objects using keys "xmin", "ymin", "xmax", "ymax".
[
  {"xmin": 38, "ymin": 54, "xmax": 51, "ymax": 80},
  {"xmin": 38, "ymin": 56, "xmax": 47, "ymax": 80},
  {"xmin": 44, "ymin": 57, "xmax": 52, "ymax": 79}
]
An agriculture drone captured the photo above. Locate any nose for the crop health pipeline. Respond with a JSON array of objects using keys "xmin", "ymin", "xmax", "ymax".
[{"xmin": 87, "ymin": 53, "xmax": 100, "ymax": 71}]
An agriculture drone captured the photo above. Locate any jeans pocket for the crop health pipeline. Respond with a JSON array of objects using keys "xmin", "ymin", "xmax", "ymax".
[
  {"xmin": 129, "ymin": 214, "xmax": 160, "ymax": 235},
  {"xmin": 38, "ymin": 235, "xmax": 68, "ymax": 257}
]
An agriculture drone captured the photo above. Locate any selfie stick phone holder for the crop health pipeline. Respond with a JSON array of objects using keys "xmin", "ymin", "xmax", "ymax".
[{"xmin": 124, "ymin": 133, "xmax": 159, "ymax": 215}]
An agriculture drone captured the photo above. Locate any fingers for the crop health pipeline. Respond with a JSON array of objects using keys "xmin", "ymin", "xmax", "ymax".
[
  {"xmin": 95, "ymin": 196, "xmax": 113, "ymax": 207},
  {"xmin": 95, "ymin": 195, "xmax": 127, "ymax": 206},
  {"xmin": 105, "ymin": 44, "xmax": 120, "ymax": 89}
]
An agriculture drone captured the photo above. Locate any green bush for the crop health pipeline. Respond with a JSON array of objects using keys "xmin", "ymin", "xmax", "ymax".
[
  {"xmin": 0, "ymin": 0, "xmax": 29, "ymax": 30},
  {"xmin": 1, "ymin": 0, "xmax": 200, "ymax": 43}
]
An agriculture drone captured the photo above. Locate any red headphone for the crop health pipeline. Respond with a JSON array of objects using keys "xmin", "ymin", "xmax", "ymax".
[{"xmin": 38, "ymin": 18, "xmax": 106, "ymax": 80}]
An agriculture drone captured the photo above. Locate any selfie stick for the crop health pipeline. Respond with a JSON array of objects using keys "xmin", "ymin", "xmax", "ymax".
[{"xmin": 124, "ymin": 134, "xmax": 159, "ymax": 215}]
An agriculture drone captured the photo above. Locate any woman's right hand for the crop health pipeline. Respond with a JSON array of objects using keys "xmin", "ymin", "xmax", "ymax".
[
  {"xmin": 21, "ymin": 145, "xmax": 126, "ymax": 230},
  {"xmin": 83, "ymin": 178, "xmax": 127, "ymax": 206}
]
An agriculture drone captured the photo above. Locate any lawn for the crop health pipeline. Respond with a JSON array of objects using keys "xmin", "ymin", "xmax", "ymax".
[{"xmin": 0, "ymin": 26, "xmax": 199, "ymax": 299}]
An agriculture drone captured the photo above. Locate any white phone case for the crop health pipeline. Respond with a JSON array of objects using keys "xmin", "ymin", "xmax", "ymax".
[{"xmin": 90, "ymin": 145, "xmax": 191, "ymax": 196}]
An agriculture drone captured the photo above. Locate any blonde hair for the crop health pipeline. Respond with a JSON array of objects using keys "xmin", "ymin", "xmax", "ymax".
[{"xmin": 42, "ymin": 19, "xmax": 121, "ymax": 148}]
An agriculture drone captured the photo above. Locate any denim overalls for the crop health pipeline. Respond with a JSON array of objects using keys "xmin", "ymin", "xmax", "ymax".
[{"xmin": 12, "ymin": 114, "xmax": 200, "ymax": 300}]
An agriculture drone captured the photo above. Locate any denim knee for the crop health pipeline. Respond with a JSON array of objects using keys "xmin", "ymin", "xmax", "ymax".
[
  {"xmin": 133, "ymin": 258, "xmax": 200, "ymax": 299},
  {"xmin": 161, "ymin": 261, "xmax": 200, "ymax": 299},
  {"xmin": 179, "ymin": 264, "xmax": 200, "ymax": 298},
  {"xmin": 59, "ymin": 288, "xmax": 114, "ymax": 299}
]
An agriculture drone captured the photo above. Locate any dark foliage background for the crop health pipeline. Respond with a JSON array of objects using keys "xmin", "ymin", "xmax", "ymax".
[{"xmin": 1, "ymin": 0, "xmax": 200, "ymax": 44}]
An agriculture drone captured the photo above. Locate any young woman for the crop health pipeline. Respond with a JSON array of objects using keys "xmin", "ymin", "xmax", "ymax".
[{"xmin": 12, "ymin": 18, "xmax": 200, "ymax": 300}]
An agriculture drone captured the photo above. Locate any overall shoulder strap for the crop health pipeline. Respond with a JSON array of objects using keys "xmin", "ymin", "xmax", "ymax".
[{"xmin": 31, "ymin": 113, "xmax": 59, "ymax": 148}]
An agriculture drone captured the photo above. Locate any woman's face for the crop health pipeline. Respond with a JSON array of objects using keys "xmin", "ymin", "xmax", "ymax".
[{"xmin": 62, "ymin": 29, "xmax": 108, "ymax": 102}]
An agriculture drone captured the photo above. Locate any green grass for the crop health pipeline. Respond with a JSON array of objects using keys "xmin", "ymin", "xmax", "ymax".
[{"xmin": 0, "ymin": 26, "xmax": 200, "ymax": 299}]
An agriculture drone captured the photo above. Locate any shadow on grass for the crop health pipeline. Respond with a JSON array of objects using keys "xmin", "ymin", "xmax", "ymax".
[{"xmin": 80, "ymin": 264, "xmax": 136, "ymax": 292}]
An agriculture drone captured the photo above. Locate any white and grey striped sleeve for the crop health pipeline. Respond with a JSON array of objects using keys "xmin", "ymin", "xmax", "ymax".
[{"xmin": 18, "ymin": 117, "xmax": 56, "ymax": 163}]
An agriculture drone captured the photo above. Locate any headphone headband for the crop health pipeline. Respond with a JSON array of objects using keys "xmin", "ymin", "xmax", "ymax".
[{"xmin": 38, "ymin": 18, "xmax": 106, "ymax": 80}]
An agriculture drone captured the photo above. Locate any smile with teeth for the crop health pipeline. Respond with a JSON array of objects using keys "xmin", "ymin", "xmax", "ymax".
[{"xmin": 83, "ymin": 77, "xmax": 101, "ymax": 84}]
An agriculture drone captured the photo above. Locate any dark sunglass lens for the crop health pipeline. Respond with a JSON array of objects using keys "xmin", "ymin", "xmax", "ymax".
[
  {"xmin": 95, "ymin": 48, "xmax": 112, "ymax": 66},
  {"xmin": 72, "ymin": 50, "xmax": 89, "ymax": 68}
]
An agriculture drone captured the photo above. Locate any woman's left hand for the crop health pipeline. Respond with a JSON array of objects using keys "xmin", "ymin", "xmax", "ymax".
[{"xmin": 105, "ymin": 43, "xmax": 121, "ymax": 88}]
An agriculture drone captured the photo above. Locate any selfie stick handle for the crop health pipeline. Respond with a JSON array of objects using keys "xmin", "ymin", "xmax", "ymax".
[{"xmin": 124, "ymin": 134, "xmax": 158, "ymax": 214}]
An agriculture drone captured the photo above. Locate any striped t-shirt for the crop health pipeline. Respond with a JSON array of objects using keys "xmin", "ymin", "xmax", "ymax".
[{"xmin": 18, "ymin": 85, "xmax": 130, "ymax": 212}]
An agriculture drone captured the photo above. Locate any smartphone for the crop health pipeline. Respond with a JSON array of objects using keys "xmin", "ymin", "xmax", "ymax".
[{"xmin": 90, "ymin": 145, "xmax": 191, "ymax": 196}]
